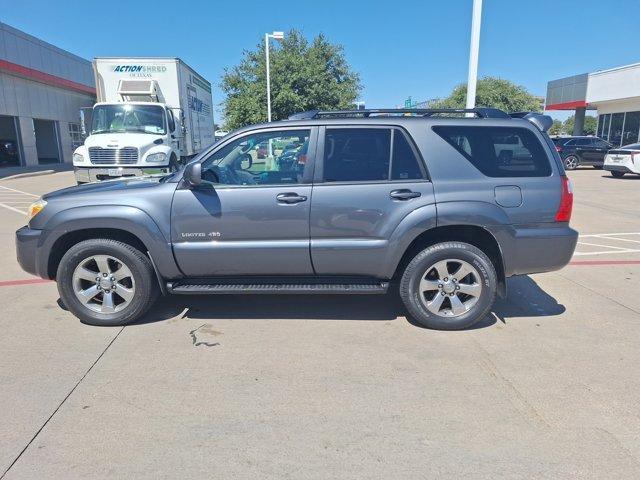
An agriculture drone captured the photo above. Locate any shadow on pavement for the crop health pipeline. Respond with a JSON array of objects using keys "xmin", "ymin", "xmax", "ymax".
[
  {"xmin": 601, "ymin": 174, "xmax": 640, "ymax": 180},
  {"xmin": 128, "ymin": 275, "xmax": 564, "ymax": 330},
  {"xmin": 492, "ymin": 275, "xmax": 565, "ymax": 324}
]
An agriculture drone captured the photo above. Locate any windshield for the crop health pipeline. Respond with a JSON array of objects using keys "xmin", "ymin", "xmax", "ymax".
[{"xmin": 91, "ymin": 104, "xmax": 166, "ymax": 135}]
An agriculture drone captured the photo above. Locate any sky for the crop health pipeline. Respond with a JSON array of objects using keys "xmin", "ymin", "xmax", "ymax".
[{"xmin": 2, "ymin": 0, "xmax": 640, "ymax": 123}]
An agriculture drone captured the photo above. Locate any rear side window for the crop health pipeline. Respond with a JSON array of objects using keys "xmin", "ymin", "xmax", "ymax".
[
  {"xmin": 391, "ymin": 130, "xmax": 423, "ymax": 180},
  {"xmin": 323, "ymin": 128, "xmax": 424, "ymax": 182},
  {"xmin": 433, "ymin": 126, "xmax": 552, "ymax": 177}
]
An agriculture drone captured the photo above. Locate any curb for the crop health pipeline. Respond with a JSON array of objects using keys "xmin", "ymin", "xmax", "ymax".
[{"xmin": 0, "ymin": 170, "xmax": 56, "ymax": 181}]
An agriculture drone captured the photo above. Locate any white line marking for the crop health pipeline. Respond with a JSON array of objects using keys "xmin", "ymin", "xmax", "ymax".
[
  {"xmin": 576, "ymin": 241, "xmax": 634, "ymax": 251},
  {"xmin": 0, "ymin": 185, "xmax": 39, "ymax": 197},
  {"xmin": 580, "ymin": 232, "xmax": 640, "ymax": 237},
  {"xmin": 0, "ymin": 202, "xmax": 28, "ymax": 215},
  {"xmin": 574, "ymin": 249, "xmax": 640, "ymax": 256},
  {"xmin": 593, "ymin": 236, "xmax": 640, "ymax": 245}
]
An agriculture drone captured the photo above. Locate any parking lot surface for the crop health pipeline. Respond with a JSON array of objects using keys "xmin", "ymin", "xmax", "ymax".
[{"xmin": 1, "ymin": 169, "xmax": 639, "ymax": 479}]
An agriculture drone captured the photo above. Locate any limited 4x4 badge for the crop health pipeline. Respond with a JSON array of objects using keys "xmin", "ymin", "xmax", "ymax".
[{"xmin": 180, "ymin": 232, "xmax": 222, "ymax": 239}]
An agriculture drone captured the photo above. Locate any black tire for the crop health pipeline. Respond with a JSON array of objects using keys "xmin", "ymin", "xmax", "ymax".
[
  {"xmin": 56, "ymin": 239, "xmax": 159, "ymax": 326},
  {"xmin": 169, "ymin": 155, "xmax": 180, "ymax": 172},
  {"xmin": 611, "ymin": 171, "xmax": 625, "ymax": 178},
  {"xmin": 564, "ymin": 155, "xmax": 579, "ymax": 170},
  {"xmin": 399, "ymin": 242, "xmax": 497, "ymax": 330},
  {"xmin": 593, "ymin": 165, "xmax": 603, "ymax": 170}
]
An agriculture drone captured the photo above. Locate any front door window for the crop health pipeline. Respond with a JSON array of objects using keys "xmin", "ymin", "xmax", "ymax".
[{"xmin": 201, "ymin": 129, "xmax": 311, "ymax": 186}]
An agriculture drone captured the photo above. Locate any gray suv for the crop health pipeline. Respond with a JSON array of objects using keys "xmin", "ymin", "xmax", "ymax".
[{"xmin": 16, "ymin": 108, "xmax": 578, "ymax": 330}]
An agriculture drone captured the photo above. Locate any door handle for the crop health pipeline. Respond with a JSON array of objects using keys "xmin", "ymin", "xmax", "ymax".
[
  {"xmin": 276, "ymin": 192, "xmax": 308, "ymax": 204},
  {"xmin": 389, "ymin": 189, "xmax": 421, "ymax": 200}
]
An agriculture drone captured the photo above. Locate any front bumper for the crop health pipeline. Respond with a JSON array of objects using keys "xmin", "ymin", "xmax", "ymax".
[
  {"xmin": 16, "ymin": 226, "xmax": 43, "ymax": 277},
  {"xmin": 603, "ymin": 164, "xmax": 636, "ymax": 174},
  {"xmin": 75, "ymin": 166, "xmax": 171, "ymax": 183}
]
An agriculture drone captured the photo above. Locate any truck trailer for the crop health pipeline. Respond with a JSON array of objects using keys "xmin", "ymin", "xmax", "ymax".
[{"xmin": 73, "ymin": 57, "xmax": 214, "ymax": 183}]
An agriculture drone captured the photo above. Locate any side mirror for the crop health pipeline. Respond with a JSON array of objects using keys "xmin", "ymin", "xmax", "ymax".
[{"xmin": 184, "ymin": 163, "xmax": 202, "ymax": 187}]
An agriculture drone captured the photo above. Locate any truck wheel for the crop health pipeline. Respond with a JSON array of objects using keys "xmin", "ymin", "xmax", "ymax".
[
  {"xmin": 611, "ymin": 171, "xmax": 625, "ymax": 178},
  {"xmin": 56, "ymin": 239, "xmax": 159, "ymax": 326},
  {"xmin": 169, "ymin": 155, "xmax": 180, "ymax": 172},
  {"xmin": 399, "ymin": 242, "xmax": 497, "ymax": 330}
]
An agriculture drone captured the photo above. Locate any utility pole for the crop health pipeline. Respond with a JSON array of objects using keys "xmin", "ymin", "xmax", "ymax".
[
  {"xmin": 465, "ymin": 0, "xmax": 483, "ymax": 113},
  {"xmin": 264, "ymin": 31, "xmax": 284, "ymax": 122}
]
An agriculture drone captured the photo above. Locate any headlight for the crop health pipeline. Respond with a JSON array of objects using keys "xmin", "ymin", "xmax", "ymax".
[
  {"xmin": 27, "ymin": 199, "xmax": 47, "ymax": 221},
  {"xmin": 146, "ymin": 152, "xmax": 167, "ymax": 163},
  {"xmin": 73, "ymin": 153, "xmax": 84, "ymax": 163}
]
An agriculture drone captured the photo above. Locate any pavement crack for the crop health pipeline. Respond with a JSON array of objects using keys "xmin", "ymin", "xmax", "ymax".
[
  {"xmin": 557, "ymin": 271, "xmax": 640, "ymax": 317},
  {"xmin": 469, "ymin": 337, "xmax": 552, "ymax": 430},
  {"xmin": 0, "ymin": 327, "xmax": 125, "ymax": 479}
]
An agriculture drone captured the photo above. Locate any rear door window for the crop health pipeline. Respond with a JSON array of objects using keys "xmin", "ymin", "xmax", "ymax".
[
  {"xmin": 323, "ymin": 128, "xmax": 425, "ymax": 182},
  {"xmin": 432, "ymin": 126, "xmax": 552, "ymax": 177}
]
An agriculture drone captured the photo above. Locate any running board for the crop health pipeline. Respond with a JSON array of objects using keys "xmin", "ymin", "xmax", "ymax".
[{"xmin": 167, "ymin": 278, "xmax": 389, "ymax": 295}]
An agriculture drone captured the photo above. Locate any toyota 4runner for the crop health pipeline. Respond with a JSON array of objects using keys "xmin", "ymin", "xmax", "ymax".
[{"xmin": 16, "ymin": 108, "xmax": 578, "ymax": 330}]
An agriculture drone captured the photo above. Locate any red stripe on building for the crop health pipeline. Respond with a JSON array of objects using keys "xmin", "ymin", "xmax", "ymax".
[
  {"xmin": 0, "ymin": 58, "xmax": 95, "ymax": 95},
  {"xmin": 545, "ymin": 100, "xmax": 589, "ymax": 111}
]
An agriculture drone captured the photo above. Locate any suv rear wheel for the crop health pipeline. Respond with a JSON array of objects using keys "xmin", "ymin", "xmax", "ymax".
[
  {"xmin": 57, "ymin": 239, "xmax": 158, "ymax": 326},
  {"xmin": 563, "ymin": 155, "xmax": 579, "ymax": 170},
  {"xmin": 399, "ymin": 242, "xmax": 497, "ymax": 330}
]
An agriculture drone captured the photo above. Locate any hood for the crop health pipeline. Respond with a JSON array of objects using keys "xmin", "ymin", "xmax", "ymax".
[
  {"xmin": 84, "ymin": 132, "xmax": 164, "ymax": 150},
  {"xmin": 43, "ymin": 176, "xmax": 164, "ymax": 201}
]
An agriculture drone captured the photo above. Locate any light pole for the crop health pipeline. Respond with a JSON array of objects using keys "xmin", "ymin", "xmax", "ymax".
[
  {"xmin": 265, "ymin": 31, "xmax": 284, "ymax": 122},
  {"xmin": 465, "ymin": 0, "xmax": 482, "ymax": 113}
]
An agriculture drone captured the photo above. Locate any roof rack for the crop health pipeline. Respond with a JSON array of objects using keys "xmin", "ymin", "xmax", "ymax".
[{"xmin": 288, "ymin": 107, "xmax": 510, "ymax": 120}]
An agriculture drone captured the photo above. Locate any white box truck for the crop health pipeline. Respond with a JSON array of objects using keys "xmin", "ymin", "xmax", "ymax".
[{"xmin": 73, "ymin": 57, "xmax": 214, "ymax": 183}]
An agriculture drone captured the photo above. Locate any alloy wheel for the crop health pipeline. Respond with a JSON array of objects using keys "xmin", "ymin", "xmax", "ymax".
[
  {"xmin": 72, "ymin": 255, "xmax": 135, "ymax": 314},
  {"xmin": 419, "ymin": 259, "xmax": 482, "ymax": 317},
  {"xmin": 564, "ymin": 156, "xmax": 578, "ymax": 170}
]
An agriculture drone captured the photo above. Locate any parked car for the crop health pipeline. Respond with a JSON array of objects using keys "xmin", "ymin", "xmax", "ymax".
[
  {"xmin": 16, "ymin": 108, "xmax": 577, "ymax": 331},
  {"xmin": 603, "ymin": 143, "xmax": 640, "ymax": 177},
  {"xmin": 551, "ymin": 136, "xmax": 612, "ymax": 170},
  {"xmin": 0, "ymin": 139, "xmax": 19, "ymax": 167}
]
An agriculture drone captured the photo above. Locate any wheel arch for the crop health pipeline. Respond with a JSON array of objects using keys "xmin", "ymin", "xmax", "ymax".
[
  {"xmin": 392, "ymin": 225, "xmax": 506, "ymax": 298},
  {"xmin": 38, "ymin": 205, "xmax": 181, "ymax": 281}
]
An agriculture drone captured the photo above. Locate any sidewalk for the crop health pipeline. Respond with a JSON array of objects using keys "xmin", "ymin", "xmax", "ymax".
[{"xmin": 0, "ymin": 163, "xmax": 73, "ymax": 180}]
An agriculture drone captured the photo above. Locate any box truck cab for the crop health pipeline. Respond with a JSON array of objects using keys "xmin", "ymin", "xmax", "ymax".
[{"xmin": 73, "ymin": 58, "xmax": 214, "ymax": 183}]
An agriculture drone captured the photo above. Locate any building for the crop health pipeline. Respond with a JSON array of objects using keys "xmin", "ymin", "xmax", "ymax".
[
  {"xmin": 546, "ymin": 63, "xmax": 640, "ymax": 146},
  {"xmin": 0, "ymin": 22, "xmax": 95, "ymax": 168}
]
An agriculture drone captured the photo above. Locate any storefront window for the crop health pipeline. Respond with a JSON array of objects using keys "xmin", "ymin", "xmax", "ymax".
[
  {"xmin": 597, "ymin": 115, "xmax": 604, "ymax": 138},
  {"xmin": 609, "ymin": 113, "xmax": 624, "ymax": 146},
  {"xmin": 621, "ymin": 111, "xmax": 640, "ymax": 146},
  {"xmin": 600, "ymin": 114, "xmax": 611, "ymax": 141}
]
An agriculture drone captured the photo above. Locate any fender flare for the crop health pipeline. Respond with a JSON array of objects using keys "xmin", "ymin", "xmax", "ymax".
[
  {"xmin": 380, "ymin": 201, "xmax": 513, "ymax": 280},
  {"xmin": 36, "ymin": 205, "xmax": 182, "ymax": 279}
]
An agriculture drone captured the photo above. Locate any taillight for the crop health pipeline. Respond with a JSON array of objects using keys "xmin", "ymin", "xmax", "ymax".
[{"xmin": 555, "ymin": 175, "xmax": 573, "ymax": 222}]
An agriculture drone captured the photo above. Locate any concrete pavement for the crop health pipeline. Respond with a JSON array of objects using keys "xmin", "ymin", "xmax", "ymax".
[{"xmin": 0, "ymin": 169, "xmax": 639, "ymax": 479}]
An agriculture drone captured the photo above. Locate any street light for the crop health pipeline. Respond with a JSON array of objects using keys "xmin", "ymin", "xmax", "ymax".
[
  {"xmin": 465, "ymin": 0, "xmax": 482, "ymax": 114},
  {"xmin": 265, "ymin": 31, "xmax": 284, "ymax": 122}
]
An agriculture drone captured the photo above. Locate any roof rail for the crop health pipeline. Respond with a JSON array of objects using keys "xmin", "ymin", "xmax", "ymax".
[{"xmin": 288, "ymin": 107, "xmax": 510, "ymax": 120}]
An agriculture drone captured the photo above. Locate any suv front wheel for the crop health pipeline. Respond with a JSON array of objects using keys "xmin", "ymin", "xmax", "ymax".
[
  {"xmin": 57, "ymin": 239, "xmax": 159, "ymax": 326},
  {"xmin": 399, "ymin": 242, "xmax": 497, "ymax": 330}
]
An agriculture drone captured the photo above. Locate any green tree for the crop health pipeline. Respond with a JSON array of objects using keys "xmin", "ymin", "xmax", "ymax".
[
  {"xmin": 429, "ymin": 77, "xmax": 543, "ymax": 113},
  {"xmin": 221, "ymin": 30, "xmax": 362, "ymax": 130},
  {"xmin": 548, "ymin": 119, "xmax": 563, "ymax": 136},
  {"xmin": 563, "ymin": 115, "xmax": 597, "ymax": 136}
]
